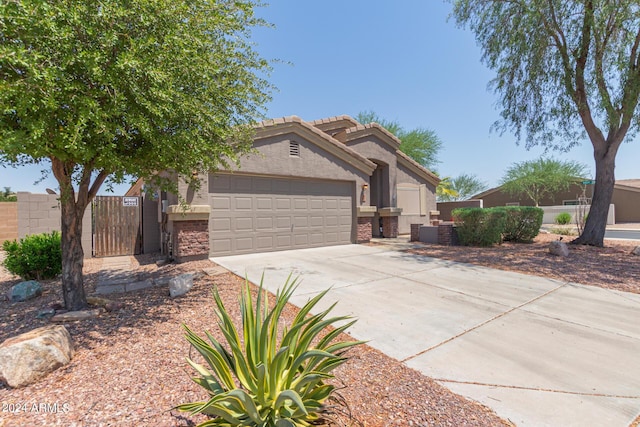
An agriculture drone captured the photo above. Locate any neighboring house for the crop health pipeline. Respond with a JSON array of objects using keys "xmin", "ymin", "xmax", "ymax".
[
  {"xmin": 158, "ymin": 115, "xmax": 440, "ymax": 259},
  {"xmin": 472, "ymin": 179, "xmax": 640, "ymax": 223}
]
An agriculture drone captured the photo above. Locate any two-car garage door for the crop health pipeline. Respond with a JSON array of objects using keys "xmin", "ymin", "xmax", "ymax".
[{"xmin": 210, "ymin": 174, "xmax": 354, "ymax": 256}]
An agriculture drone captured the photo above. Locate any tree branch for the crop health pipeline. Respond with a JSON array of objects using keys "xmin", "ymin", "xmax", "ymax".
[
  {"xmin": 573, "ymin": 0, "xmax": 605, "ymax": 146},
  {"xmin": 593, "ymin": 8, "xmax": 617, "ymax": 132},
  {"xmin": 616, "ymin": 25, "xmax": 640, "ymax": 142}
]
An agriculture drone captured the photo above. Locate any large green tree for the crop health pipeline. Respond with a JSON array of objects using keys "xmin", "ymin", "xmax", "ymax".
[
  {"xmin": 0, "ymin": 0, "xmax": 272, "ymax": 310},
  {"xmin": 438, "ymin": 173, "xmax": 488, "ymax": 202},
  {"xmin": 452, "ymin": 1, "xmax": 640, "ymax": 246},
  {"xmin": 500, "ymin": 158, "xmax": 588, "ymax": 206},
  {"xmin": 356, "ymin": 111, "xmax": 443, "ymax": 170}
]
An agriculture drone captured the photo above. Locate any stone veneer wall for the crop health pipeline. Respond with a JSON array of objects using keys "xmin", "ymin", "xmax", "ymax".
[
  {"xmin": 172, "ymin": 220, "xmax": 209, "ymax": 262},
  {"xmin": 410, "ymin": 223, "xmax": 421, "ymax": 242},
  {"xmin": 381, "ymin": 216, "xmax": 399, "ymax": 238},
  {"xmin": 437, "ymin": 223, "xmax": 459, "ymax": 246},
  {"xmin": 356, "ymin": 217, "xmax": 372, "ymax": 243}
]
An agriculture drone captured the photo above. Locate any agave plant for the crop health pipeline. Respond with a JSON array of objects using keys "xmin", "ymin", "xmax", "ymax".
[{"xmin": 176, "ymin": 275, "xmax": 363, "ymax": 427}]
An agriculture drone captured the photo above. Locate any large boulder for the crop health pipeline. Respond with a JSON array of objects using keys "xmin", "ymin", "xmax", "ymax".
[
  {"xmin": 7, "ymin": 280, "xmax": 43, "ymax": 302},
  {"xmin": 169, "ymin": 273, "xmax": 194, "ymax": 298},
  {"xmin": 549, "ymin": 241, "xmax": 569, "ymax": 257},
  {"xmin": 632, "ymin": 246, "xmax": 640, "ymax": 256},
  {"xmin": 0, "ymin": 325, "xmax": 73, "ymax": 388}
]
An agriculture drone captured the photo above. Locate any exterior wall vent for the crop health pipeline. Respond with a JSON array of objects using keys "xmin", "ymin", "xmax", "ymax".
[{"xmin": 289, "ymin": 141, "xmax": 300, "ymax": 157}]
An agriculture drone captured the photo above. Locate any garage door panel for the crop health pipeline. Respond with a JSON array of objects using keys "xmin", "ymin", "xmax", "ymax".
[
  {"xmin": 212, "ymin": 218, "xmax": 231, "ymax": 231},
  {"xmin": 310, "ymin": 199, "xmax": 323, "ymax": 210},
  {"xmin": 210, "ymin": 175, "xmax": 353, "ymax": 256},
  {"xmin": 210, "ymin": 175, "xmax": 231, "ymax": 191},
  {"xmin": 235, "ymin": 197, "xmax": 252, "ymax": 210},
  {"xmin": 276, "ymin": 216, "xmax": 291, "ymax": 229},
  {"xmin": 273, "ymin": 180, "xmax": 291, "ymax": 193},
  {"xmin": 212, "ymin": 196, "xmax": 231, "ymax": 210},
  {"xmin": 212, "ymin": 239, "xmax": 232, "ymax": 253},
  {"xmin": 325, "ymin": 232, "xmax": 338, "ymax": 243},
  {"xmin": 325, "ymin": 199, "xmax": 338, "ymax": 209},
  {"xmin": 310, "ymin": 233, "xmax": 324, "ymax": 244},
  {"xmin": 256, "ymin": 217, "xmax": 273, "ymax": 230},
  {"xmin": 294, "ymin": 234, "xmax": 308, "ymax": 245},
  {"xmin": 257, "ymin": 198, "xmax": 272, "ymax": 209},
  {"xmin": 235, "ymin": 176, "xmax": 253, "ymax": 192},
  {"xmin": 235, "ymin": 217, "xmax": 253, "ymax": 231},
  {"xmin": 325, "ymin": 216, "xmax": 338, "ymax": 226},
  {"xmin": 253, "ymin": 178, "xmax": 272, "ymax": 192},
  {"xmin": 340, "ymin": 231, "xmax": 352, "ymax": 241},
  {"xmin": 236, "ymin": 237, "xmax": 254, "ymax": 251},
  {"xmin": 276, "ymin": 235, "xmax": 292, "ymax": 247},
  {"xmin": 257, "ymin": 236, "xmax": 273, "ymax": 249},
  {"xmin": 310, "ymin": 216, "xmax": 323, "ymax": 227},
  {"xmin": 276, "ymin": 198, "xmax": 291, "ymax": 210},
  {"xmin": 294, "ymin": 199, "xmax": 308, "ymax": 210}
]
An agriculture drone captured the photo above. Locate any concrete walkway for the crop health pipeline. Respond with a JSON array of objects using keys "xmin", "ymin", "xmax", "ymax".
[
  {"xmin": 95, "ymin": 256, "xmax": 155, "ymax": 294},
  {"xmin": 213, "ymin": 244, "xmax": 640, "ymax": 426}
]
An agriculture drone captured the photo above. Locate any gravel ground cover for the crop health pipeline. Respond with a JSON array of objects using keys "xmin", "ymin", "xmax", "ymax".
[{"xmin": 0, "ymin": 252, "xmax": 510, "ymax": 427}]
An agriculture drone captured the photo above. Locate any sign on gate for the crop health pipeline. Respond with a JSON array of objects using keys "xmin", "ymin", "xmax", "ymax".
[{"xmin": 123, "ymin": 197, "xmax": 139, "ymax": 207}]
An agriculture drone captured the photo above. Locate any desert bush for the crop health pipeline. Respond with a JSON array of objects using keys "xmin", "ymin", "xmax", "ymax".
[
  {"xmin": 452, "ymin": 207, "xmax": 506, "ymax": 246},
  {"xmin": 555, "ymin": 212, "xmax": 572, "ymax": 225},
  {"xmin": 549, "ymin": 227, "xmax": 576, "ymax": 236},
  {"xmin": 2, "ymin": 231, "xmax": 62, "ymax": 280},
  {"xmin": 177, "ymin": 275, "xmax": 363, "ymax": 427},
  {"xmin": 499, "ymin": 206, "xmax": 543, "ymax": 242}
]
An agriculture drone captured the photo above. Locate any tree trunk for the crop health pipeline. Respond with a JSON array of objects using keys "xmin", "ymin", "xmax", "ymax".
[
  {"xmin": 60, "ymin": 193, "xmax": 88, "ymax": 310},
  {"xmin": 572, "ymin": 147, "xmax": 616, "ymax": 247}
]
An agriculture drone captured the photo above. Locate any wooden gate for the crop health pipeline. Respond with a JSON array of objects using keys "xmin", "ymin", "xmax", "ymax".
[{"xmin": 93, "ymin": 196, "xmax": 142, "ymax": 257}]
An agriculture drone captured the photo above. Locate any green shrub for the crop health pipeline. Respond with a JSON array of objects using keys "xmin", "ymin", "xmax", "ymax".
[
  {"xmin": 555, "ymin": 212, "xmax": 572, "ymax": 225},
  {"xmin": 452, "ymin": 207, "xmax": 506, "ymax": 246},
  {"xmin": 549, "ymin": 227, "xmax": 576, "ymax": 236},
  {"xmin": 499, "ymin": 206, "xmax": 543, "ymax": 243},
  {"xmin": 177, "ymin": 275, "xmax": 363, "ymax": 427},
  {"xmin": 2, "ymin": 231, "xmax": 62, "ymax": 280}
]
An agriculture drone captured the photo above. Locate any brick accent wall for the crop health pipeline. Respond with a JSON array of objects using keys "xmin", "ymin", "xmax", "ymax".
[
  {"xmin": 381, "ymin": 216, "xmax": 399, "ymax": 238},
  {"xmin": 357, "ymin": 217, "xmax": 372, "ymax": 243},
  {"xmin": 410, "ymin": 223, "xmax": 421, "ymax": 242},
  {"xmin": 0, "ymin": 202, "xmax": 17, "ymax": 243},
  {"xmin": 172, "ymin": 220, "xmax": 209, "ymax": 262},
  {"xmin": 437, "ymin": 223, "xmax": 459, "ymax": 246}
]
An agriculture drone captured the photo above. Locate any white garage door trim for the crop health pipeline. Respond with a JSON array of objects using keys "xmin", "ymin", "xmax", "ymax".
[{"xmin": 209, "ymin": 174, "xmax": 354, "ymax": 256}]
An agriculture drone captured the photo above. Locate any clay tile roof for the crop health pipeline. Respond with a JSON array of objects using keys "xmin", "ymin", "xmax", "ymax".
[
  {"xmin": 396, "ymin": 150, "xmax": 441, "ymax": 185},
  {"xmin": 309, "ymin": 115, "xmax": 361, "ymax": 127}
]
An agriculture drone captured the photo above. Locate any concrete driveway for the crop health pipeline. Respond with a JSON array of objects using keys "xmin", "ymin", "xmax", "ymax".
[{"xmin": 213, "ymin": 244, "xmax": 640, "ymax": 426}]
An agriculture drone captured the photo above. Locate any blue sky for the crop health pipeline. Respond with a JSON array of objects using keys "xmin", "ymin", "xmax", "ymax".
[{"xmin": 2, "ymin": 1, "xmax": 638, "ymax": 194}]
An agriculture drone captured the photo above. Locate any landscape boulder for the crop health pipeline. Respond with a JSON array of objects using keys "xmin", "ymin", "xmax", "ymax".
[
  {"xmin": 51, "ymin": 309, "xmax": 102, "ymax": 323},
  {"xmin": 632, "ymin": 246, "xmax": 640, "ymax": 256},
  {"xmin": 0, "ymin": 325, "xmax": 73, "ymax": 388},
  {"xmin": 169, "ymin": 273, "xmax": 194, "ymax": 298},
  {"xmin": 7, "ymin": 280, "xmax": 43, "ymax": 302},
  {"xmin": 549, "ymin": 241, "xmax": 569, "ymax": 257}
]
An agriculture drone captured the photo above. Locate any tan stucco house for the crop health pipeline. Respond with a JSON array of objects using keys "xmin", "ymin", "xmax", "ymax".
[{"xmin": 161, "ymin": 115, "xmax": 440, "ymax": 260}]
